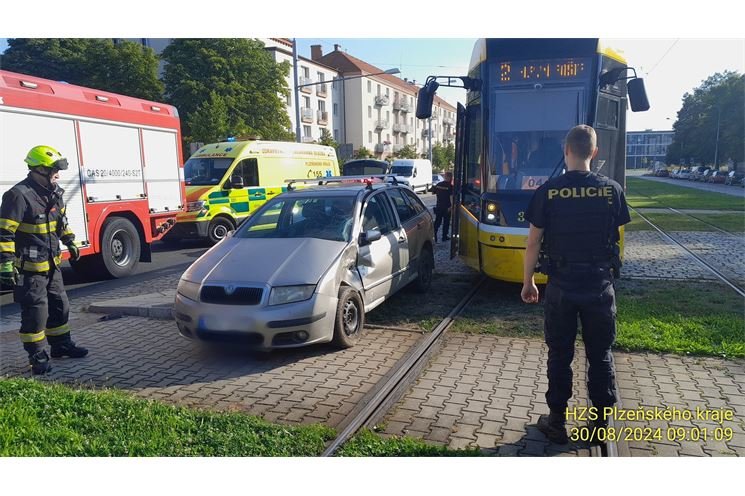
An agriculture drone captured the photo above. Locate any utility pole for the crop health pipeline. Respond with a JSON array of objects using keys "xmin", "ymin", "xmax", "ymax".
[
  {"xmin": 292, "ymin": 39, "xmax": 301, "ymax": 143},
  {"xmin": 713, "ymin": 105, "xmax": 721, "ymax": 168},
  {"xmin": 428, "ymin": 117, "xmax": 433, "ymax": 161}
]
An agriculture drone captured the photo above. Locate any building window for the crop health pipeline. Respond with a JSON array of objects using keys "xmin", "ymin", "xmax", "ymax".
[
  {"xmin": 318, "ymin": 100, "xmax": 326, "ymax": 112},
  {"xmin": 302, "ymin": 96, "xmax": 310, "ymax": 108},
  {"xmin": 302, "ymin": 66, "xmax": 310, "ymax": 78},
  {"xmin": 303, "ymin": 125, "xmax": 311, "ymax": 138},
  {"xmin": 377, "ymin": 84, "xmax": 381, "ymax": 95},
  {"xmin": 334, "ymin": 129, "xmax": 339, "ymax": 141},
  {"xmin": 286, "ymin": 93, "xmax": 292, "ymax": 106},
  {"xmin": 333, "ymin": 103, "xmax": 338, "ymax": 116},
  {"xmin": 368, "ymin": 131, "xmax": 373, "ymax": 143},
  {"xmin": 367, "ymin": 80, "xmax": 371, "ymax": 93},
  {"xmin": 385, "ymin": 87, "xmax": 389, "ymax": 97},
  {"xmin": 368, "ymin": 106, "xmax": 372, "ymax": 118},
  {"xmin": 317, "ymin": 72, "xmax": 325, "ymax": 83}
]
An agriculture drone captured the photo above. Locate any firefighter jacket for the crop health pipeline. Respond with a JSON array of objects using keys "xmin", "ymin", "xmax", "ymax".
[{"xmin": 0, "ymin": 176, "xmax": 75, "ymax": 273}]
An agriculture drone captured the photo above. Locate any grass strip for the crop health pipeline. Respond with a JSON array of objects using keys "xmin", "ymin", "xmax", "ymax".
[
  {"xmin": 337, "ymin": 428, "xmax": 482, "ymax": 456},
  {"xmin": 0, "ymin": 378, "xmax": 334, "ymax": 456},
  {"xmin": 626, "ymin": 177, "xmax": 745, "ymax": 211},
  {"xmin": 627, "ymin": 211, "xmax": 745, "ymax": 233}
]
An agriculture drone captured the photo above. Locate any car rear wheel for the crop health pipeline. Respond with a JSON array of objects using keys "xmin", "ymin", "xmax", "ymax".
[
  {"xmin": 412, "ymin": 246, "xmax": 434, "ymax": 293},
  {"xmin": 332, "ymin": 287, "xmax": 365, "ymax": 348}
]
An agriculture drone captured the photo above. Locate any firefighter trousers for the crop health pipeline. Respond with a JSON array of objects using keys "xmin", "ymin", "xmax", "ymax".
[
  {"xmin": 13, "ymin": 266, "xmax": 70, "ymax": 353},
  {"xmin": 434, "ymin": 207, "xmax": 451, "ymax": 239},
  {"xmin": 543, "ymin": 276, "xmax": 618, "ymax": 414}
]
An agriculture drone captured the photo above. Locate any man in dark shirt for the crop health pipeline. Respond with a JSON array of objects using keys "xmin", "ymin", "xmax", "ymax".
[
  {"xmin": 521, "ymin": 125, "xmax": 631, "ymax": 444},
  {"xmin": 432, "ymin": 172, "xmax": 453, "ymax": 242}
]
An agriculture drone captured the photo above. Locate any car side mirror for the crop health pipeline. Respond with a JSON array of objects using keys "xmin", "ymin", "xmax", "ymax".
[
  {"xmin": 413, "ymin": 170, "xmax": 417, "ymax": 178},
  {"xmin": 359, "ymin": 229, "xmax": 382, "ymax": 246},
  {"xmin": 230, "ymin": 176, "xmax": 244, "ymax": 189}
]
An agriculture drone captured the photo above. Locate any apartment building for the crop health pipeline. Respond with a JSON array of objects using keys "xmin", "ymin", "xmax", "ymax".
[{"xmin": 312, "ymin": 44, "xmax": 456, "ymax": 159}]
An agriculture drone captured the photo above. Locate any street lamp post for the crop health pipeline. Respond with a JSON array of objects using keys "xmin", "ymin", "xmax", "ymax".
[
  {"xmin": 292, "ymin": 63, "xmax": 400, "ymax": 148},
  {"xmin": 713, "ymin": 105, "xmax": 721, "ymax": 169}
]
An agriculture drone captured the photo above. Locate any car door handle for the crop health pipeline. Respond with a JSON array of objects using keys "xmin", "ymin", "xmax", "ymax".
[{"xmin": 398, "ymin": 236, "xmax": 406, "ymax": 244}]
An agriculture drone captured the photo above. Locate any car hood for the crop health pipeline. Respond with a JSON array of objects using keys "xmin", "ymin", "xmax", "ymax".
[{"xmin": 182, "ymin": 237, "xmax": 348, "ymax": 286}]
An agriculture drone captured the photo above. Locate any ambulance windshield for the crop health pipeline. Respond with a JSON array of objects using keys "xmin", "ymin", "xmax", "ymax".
[{"xmin": 184, "ymin": 158, "xmax": 233, "ymax": 186}]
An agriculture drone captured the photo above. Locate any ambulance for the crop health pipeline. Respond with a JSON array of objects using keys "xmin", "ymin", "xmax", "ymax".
[
  {"xmin": 0, "ymin": 70, "xmax": 185, "ymax": 279},
  {"xmin": 167, "ymin": 140, "xmax": 340, "ymax": 243}
]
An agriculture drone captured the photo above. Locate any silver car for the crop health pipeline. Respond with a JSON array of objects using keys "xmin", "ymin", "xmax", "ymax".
[{"xmin": 174, "ymin": 182, "xmax": 435, "ymax": 349}]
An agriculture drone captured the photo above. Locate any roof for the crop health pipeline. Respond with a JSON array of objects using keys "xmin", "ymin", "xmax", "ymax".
[{"xmin": 317, "ymin": 49, "xmax": 456, "ymax": 112}]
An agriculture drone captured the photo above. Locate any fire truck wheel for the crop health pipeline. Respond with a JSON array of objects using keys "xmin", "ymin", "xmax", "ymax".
[
  {"xmin": 99, "ymin": 217, "xmax": 141, "ymax": 278},
  {"xmin": 207, "ymin": 217, "xmax": 235, "ymax": 245}
]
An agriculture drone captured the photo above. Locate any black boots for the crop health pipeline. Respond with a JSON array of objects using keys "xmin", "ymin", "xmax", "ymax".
[
  {"xmin": 537, "ymin": 411, "xmax": 569, "ymax": 444},
  {"xmin": 29, "ymin": 350, "xmax": 52, "ymax": 375},
  {"xmin": 49, "ymin": 339, "xmax": 89, "ymax": 359}
]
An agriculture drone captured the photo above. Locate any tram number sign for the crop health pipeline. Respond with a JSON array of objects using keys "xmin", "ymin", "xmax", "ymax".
[{"xmin": 521, "ymin": 176, "xmax": 548, "ymax": 190}]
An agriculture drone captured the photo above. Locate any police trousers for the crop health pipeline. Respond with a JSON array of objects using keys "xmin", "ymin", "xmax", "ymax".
[
  {"xmin": 13, "ymin": 266, "xmax": 70, "ymax": 353},
  {"xmin": 434, "ymin": 207, "xmax": 451, "ymax": 239},
  {"xmin": 543, "ymin": 275, "xmax": 617, "ymax": 414}
]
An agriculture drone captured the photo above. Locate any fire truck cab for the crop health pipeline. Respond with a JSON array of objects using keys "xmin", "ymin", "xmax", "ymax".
[{"xmin": 0, "ymin": 70, "xmax": 186, "ymax": 278}]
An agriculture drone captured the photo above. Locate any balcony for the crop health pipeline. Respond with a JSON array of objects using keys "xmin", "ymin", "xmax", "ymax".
[
  {"xmin": 443, "ymin": 116, "xmax": 455, "ymax": 125},
  {"xmin": 317, "ymin": 110, "xmax": 328, "ymax": 125},
  {"xmin": 392, "ymin": 123, "xmax": 403, "ymax": 133},
  {"xmin": 444, "ymin": 132, "xmax": 455, "ymax": 141},
  {"xmin": 301, "ymin": 107, "xmax": 314, "ymax": 123},
  {"xmin": 301, "ymin": 136, "xmax": 315, "ymax": 143},
  {"xmin": 316, "ymin": 83, "xmax": 328, "ymax": 97},
  {"xmin": 393, "ymin": 144, "xmax": 404, "ymax": 153},
  {"xmin": 374, "ymin": 143, "xmax": 392, "ymax": 153},
  {"xmin": 421, "ymin": 129, "xmax": 431, "ymax": 138},
  {"xmin": 374, "ymin": 119, "xmax": 389, "ymax": 130},
  {"xmin": 374, "ymin": 95, "xmax": 390, "ymax": 106},
  {"xmin": 299, "ymin": 77, "xmax": 313, "ymax": 93}
]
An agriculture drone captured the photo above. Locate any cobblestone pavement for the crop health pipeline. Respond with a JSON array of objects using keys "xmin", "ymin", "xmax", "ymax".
[
  {"xmin": 380, "ymin": 335, "xmax": 590, "ymax": 456},
  {"xmin": 623, "ymin": 231, "xmax": 718, "ymax": 281},
  {"xmin": 671, "ymin": 232, "xmax": 745, "ymax": 286},
  {"xmin": 635, "ymin": 176, "xmax": 745, "ymax": 198},
  {"xmin": 0, "ymin": 316, "xmax": 421, "ymax": 429},
  {"xmin": 615, "ymin": 352, "xmax": 745, "ymax": 456}
]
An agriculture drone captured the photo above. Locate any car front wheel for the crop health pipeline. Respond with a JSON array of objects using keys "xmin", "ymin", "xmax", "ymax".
[{"xmin": 332, "ymin": 287, "xmax": 365, "ymax": 348}]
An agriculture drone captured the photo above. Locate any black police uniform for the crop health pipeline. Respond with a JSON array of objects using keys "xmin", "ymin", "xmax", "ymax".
[
  {"xmin": 0, "ymin": 176, "xmax": 76, "ymax": 355},
  {"xmin": 432, "ymin": 179, "xmax": 453, "ymax": 241},
  {"xmin": 526, "ymin": 170, "xmax": 631, "ymax": 416}
]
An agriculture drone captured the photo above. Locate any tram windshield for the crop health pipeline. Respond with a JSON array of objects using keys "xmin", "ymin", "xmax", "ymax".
[{"xmin": 489, "ymin": 88, "xmax": 582, "ymax": 191}]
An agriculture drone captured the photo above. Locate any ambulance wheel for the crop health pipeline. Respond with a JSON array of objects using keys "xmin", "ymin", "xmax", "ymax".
[
  {"xmin": 332, "ymin": 287, "xmax": 365, "ymax": 349},
  {"xmin": 207, "ymin": 217, "xmax": 235, "ymax": 244},
  {"xmin": 99, "ymin": 217, "xmax": 141, "ymax": 278}
]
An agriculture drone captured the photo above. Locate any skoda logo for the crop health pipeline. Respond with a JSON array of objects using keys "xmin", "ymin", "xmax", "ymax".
[{"xmin": 225, "ymin": 285, "xmax": 236, "ymax": 295}]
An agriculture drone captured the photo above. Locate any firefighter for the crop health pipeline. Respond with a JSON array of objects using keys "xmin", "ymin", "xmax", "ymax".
[
  {"xmin": 0, "ymin": 145, "xmax": 88, "ymax": 375},
  {"xmin": 521, "ymin": 125, "xmax": 631, "ymax": 444}
]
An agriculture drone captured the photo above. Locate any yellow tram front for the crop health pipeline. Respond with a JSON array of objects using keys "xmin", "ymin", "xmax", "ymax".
[{"xmin": 445, "ymin": 38, "xmax": 644, "ymax": 283}]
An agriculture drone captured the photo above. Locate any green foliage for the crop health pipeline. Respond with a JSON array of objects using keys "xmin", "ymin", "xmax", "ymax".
[
  {"xmin": 2, "ymin": 38, "xmax": 163, "ymax": 101},
  {"xmin": 318, "ymin": 128, "xmax": 338, "ymax": 148},
  {"xmin": 666, "ymin": 71, "xmax": 744, "ymax": 167},
  {"xmin": 0, "ymin": 378, "xmax": 334, "ymax": 456},
  {"xmin": 354, "ymin": 146, "xmax": 373, "ymax": 159},
  {"xmin": 393, "ymin": 144, "xmax": 418, "ymax": 159},
  {"xmin": 337, "ymin": 429, "xmax": 483, "ymax": 456},
  {"xmin": 161, "ymin": 39, "xmax": 295, "ymax": 146},
  {"xmin": 431, "ymin": 142, "xmax": 455, "ymax": 170}
]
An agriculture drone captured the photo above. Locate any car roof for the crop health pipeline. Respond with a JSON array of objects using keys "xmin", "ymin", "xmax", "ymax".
[{"xmin": 281, "ymin": 182, "xmax": 399, "ymax": 198}]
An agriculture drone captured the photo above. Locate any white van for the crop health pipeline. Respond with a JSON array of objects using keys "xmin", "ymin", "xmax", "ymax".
[{"xmin": 390, "ymin": 159, "xmax": 433, "ymax": 193}]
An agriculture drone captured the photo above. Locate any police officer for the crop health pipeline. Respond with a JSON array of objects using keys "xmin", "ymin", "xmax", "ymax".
[
  {"xmin": 432, "ymin": 171, "xmax": 453, "ymax": 242},
  {"xmin": 520, "ymin": 125, "xmax": 630, "ymax": 444},
  {"xmin": 0, "ymin": 146, "xmax": 88, "ymax": 375}
]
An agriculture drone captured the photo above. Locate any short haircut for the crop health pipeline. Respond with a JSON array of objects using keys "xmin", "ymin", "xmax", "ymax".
[
  {"xmin": 565, "ymin": 125, "xmax": 597, "ymax": 160},
  {"xmin": 444, "ymin": 171, "xmax": 453, "ymax": 178}
]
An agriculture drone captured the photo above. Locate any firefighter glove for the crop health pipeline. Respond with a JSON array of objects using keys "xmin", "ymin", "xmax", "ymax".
[
  {"xmin": 66, "ymin": 243, "xmax": 80, "ymax": 262},
  {"xmin": 0, "ymin": 261, "xmax": 19, "ymax": 286}
]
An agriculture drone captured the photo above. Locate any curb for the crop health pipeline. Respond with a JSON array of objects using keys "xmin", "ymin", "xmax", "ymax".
[{"xmin": 86, "ymin": 302, "xmax": 175, "ymax": 320}]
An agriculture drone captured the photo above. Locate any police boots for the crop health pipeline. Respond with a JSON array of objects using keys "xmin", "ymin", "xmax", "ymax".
[
  {"xmin": 48, "ymin": 336, "xmax": 89, "ymax": 359},
  {"xmin": 537, "ymin": 411, "xmax": 569, "ymax": 444}
]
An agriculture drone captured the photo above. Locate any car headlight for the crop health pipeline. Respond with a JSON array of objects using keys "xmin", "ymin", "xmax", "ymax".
[
  {"xmin": 186, "ymin": 200, "xmax": 206, "ymax": 212},
  {"xmin": 268, "ymin": 285, "xmax": 316, "ymax": 306},
  {"xmin": 177, "ymin": 278, "xmax": 201, "ymax": 301}
]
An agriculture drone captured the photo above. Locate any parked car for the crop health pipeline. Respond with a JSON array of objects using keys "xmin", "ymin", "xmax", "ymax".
[
  {"xmin": 689, "ymin": 166, "xmax": 710, "ymax": 181},
  {"xmin": 725, "ymin": 170, "xmax": 745, "ymax": 186},
  {"xmin": 700, "ymin": 169, "xmax": 716, "ymax": 182},
  {"xmin": 430, "ymin": 173, "xmax": 445, "ymax": 191},
  {"xmin": 174, "ymin": 180, "xmax": 435, "ymax": 350},
  {"xmin": 653, "ymin": 166, "xmax": 669, "ymax": 177},
  {"xmin": 709, "ymin": 170, "xmax": 727, "ymax": 184},
  {"xmin": 677, "ymin": 168, "xmax": 692, "ymax": 180}
]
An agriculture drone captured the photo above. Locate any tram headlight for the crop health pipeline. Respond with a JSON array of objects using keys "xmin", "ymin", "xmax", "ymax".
[{"xmin": 483, "ymin": 202, "xmax": 500, "ymax": 224}]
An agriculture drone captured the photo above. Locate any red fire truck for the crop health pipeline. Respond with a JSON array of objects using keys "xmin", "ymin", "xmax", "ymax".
[{"xmin": 0, "ymin": 70, "xmax": 185, "ymax": 278}]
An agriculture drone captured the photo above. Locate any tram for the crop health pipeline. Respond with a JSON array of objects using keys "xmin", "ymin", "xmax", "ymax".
[{"xmin": 417, "ymin": 39, "xmax": 650, "ymax": 283}]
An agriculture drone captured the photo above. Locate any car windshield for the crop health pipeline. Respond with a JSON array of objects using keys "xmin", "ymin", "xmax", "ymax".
[
  {"xmin": 391, "ymin": 165, "xmax": 413, "ymax": 177},
  {"xmin": 184, "ymin": 157, "xmax": 233, "ymax": 186},
  {"xmin": 236, "ymin": 196, "xmax": 356, "ymax": 242}
]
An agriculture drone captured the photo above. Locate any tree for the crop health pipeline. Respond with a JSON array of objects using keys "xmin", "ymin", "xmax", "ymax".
[
  {"xmin": 393, "ymin": 144, "xmax": 418, "ymax": 159},
  {"xmin": 431, "ymin": 142, "xmax": 455, "ymax": 170},
  {"xmin": 354, "ymin": 146, "xmax": 373, "ymax": 159},
  {"xmin": 2, "ymin": 38, "xmax": 163, "ymax": 101},
  {"xmin": 161, "ymin": 39, "xmax": 295, "ymax": 148},
  {"xmin": 667, "ymin": 71, "xmax": 744, "ymax": 167}
]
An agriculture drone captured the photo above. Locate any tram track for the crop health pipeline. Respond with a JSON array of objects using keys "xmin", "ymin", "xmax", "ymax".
[{"xmin": 629, "ymin": 205, "xmax": 745, "ymax": 298}]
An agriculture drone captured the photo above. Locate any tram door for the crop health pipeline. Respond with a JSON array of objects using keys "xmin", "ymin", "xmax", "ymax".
[{"xmin": 451, "ymin": 103, "xmax": 467, "ymax": 260}]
